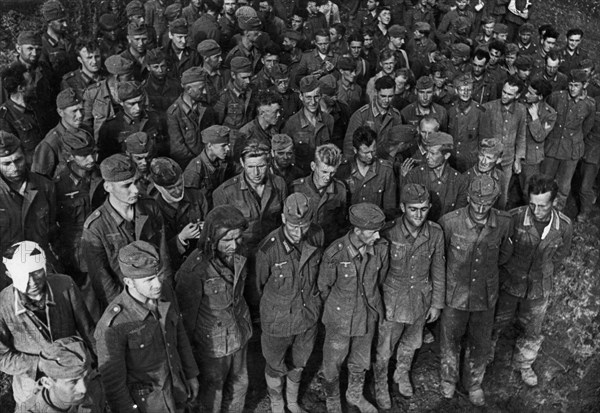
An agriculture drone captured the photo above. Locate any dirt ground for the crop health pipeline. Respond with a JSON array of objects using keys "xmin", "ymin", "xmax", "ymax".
[{"xmin": 1, "ymin": 0, "xmax": 600, "ymax": 412}]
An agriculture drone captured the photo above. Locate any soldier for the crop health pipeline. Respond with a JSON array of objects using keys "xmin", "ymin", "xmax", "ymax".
[
  {"xmin": 292, "ymin": 143, "xmax": 347, "ymax": 246},
  {"xmin": 0, "ymin": 133, "xmax": 58, "ymax": 286},
  {"xmin": 121, "ymin": 22, "xmax": 150, "ymax": 82},
  {"xmin": 24, "ymin": 337, "xmax": 105, "ymax": 413},
  {"xmin": 255, "ymin": 193, "xmax": 323, "ymax": 413},
  {"xmin": 282, "ymin": 75, "xmax": 334, "ymax": 173},
  {"xmin": 150, "ymin": 157, "xmax": 208, "ymax": 270},
  {"xmin": 224, "ymin": 15, "xmax": 263, "ymax": 73},
  {"xmin": 336, "ymin": 56, "xmax": 364, "ymax": 115},
  {"xmin": 145, "ymin": 0, "xmax": 169, "ymax": 45},
  {"xmin": 471, "ymin": 49, "xmax": 498, "ymax": 105},
  {"xmin": 463, "ymin": 138, "xmax": 506, "ymax": 209},
  {"xmin": 82, "ymin": 54, "xmax": 135, "ymax": 142},
  {"xmin": 0, "ymin": 65, "xmax": 45, "ymax": 165},
  {"xmin": 239, "ymin": 89, "xmax": 282, "ymax": 145},
  {"xmin": 95, "ymin": 241, "xmax": 199, "ymax": 413},
  {"xmin": 292, "ymin": 29, "xmax": 339, "ymax": 88},
  {"xmin": 81, "ymin": 154, "xmax": 172, "ymax": 311},
  {"xmin": 125, "ymin": 0, "xmax": 158, "ymax": 50},
  {"xmin": 280, "ymin": 30, "xmax": 303, "ymax": 71},
  {"xmin": 175, "ymin": 206, "xmax": 252, "ymax": 412},
  {"xmin": 319, "ymin": 74, "xmax": 350, "ymax": 150},
  {"xmin": 52, "ymin": 129, "xmax": 104, "ymax": 320},
  {"xmin": 143, "ymin": 48, "xmax": 182, "ymax": 122},
  {"xmin": 438, "ymin": 0, "xmax": 475, "ymax": 35},
  {"xmin": 337, "ymin": 126, "xmax": 397, "ymax": 217},
  {"xmin": 447, "ymin": 73, "xmax": 484, "ymax": 173},
  {"xmin": 345, "ymin": 76, "xmax": 403, "ymax": 159},
  {"xmin": 190, "ymin": 0, "xmax": 224, "ymax": 49},
  {"xmin": 403, "ymin": 131, "xmax": 468, "ymax": 222},
  {"xmin": 168, "ymin": 68, "xmax": 216, "ymax": 168},
  {"xmin": 61, "ymin": 40, "xmax": 104, "ymax": 101},
  {"xmin": 214, "ymin": 57, "xmax": 256, "ymax": 131},
  {"xmin": 353, "ymin": 0, "xmax": 380, "ymax": 30},
  {"xmin": 124, "ymin": 132, "xmax": 155, "ymax": 196},
  {"xmin": 197, "ymin": 39, "xmax": 225, "ymax": 105},
  {"xmin": 373, "ymin": 184, "xmax": 445, "ymax": 408},
  {"xmin": 401, "ymin": 75, "xmax": 449, "ymax": 132},
  {"xmin": 183, "ymin": 125, "xmax": 236, "ymax": 210},
  {"xmin": 520, "ymin": 78, "xmax": 556, "ymax": 197},
  {"xmin": 40, "ymin": 1, "xmax": 77, "ymax": 83},
  {"xmin": 533, "ymin": 51, "xmax": 568, "ymax": 93},
  {"xmin": 98, "ymin": 81, "xmax": 168, "ymax": 161},
  {"xmin": 364, "ymin": 48, "xmax": 397, "ymax": 104},
  {"xmin": 406, "ymin": 22, "xmax": 437, "ymax": 74},
  {"xmin": 164, "ymin": 18, "xmax": 201, "ymax": 81},
  {"xmin": 270, "ymin": 134, "xmax": 304, "ymax": 190},
  {"xmin": 493, "ymin": 174, "xmax": 572, "ymax": 387},
  {"xmin": 220, "ymin": 0, "xmax": 240, "ymax": 53},
  {"xmin": 183, "ymin": 0, "xmax": 203, "ymax": 25},
  {"xmin": 97, "ymin": 14, "xmax": 126, "ymax": 63},
  {"xmin": 533, "ymin": 27, "xmax": 560, "ymax": 73},
  {"xmin": 270, "ymin": 64, "xmax": 302, "ymax": 126},
  {"xmin": 516, "ymin": 23, "xmax": 537, "ymax": 56},
  {"xmin": 438, "ymin": 175, "xmax": 513, "ymax": 406},
  {"xmin": 0, "ymin": 241, "xmax": 95, "ymax": 409},
  {"xmin": 252, "ymin": 43, "xmax": 281, "ymax": 93},
  {"xmin": 558, "ymin": 29, "xmax": 587, "ymax": 75},
  {"xmin": 542, "ymin": 69, "xmax": 595, "ymax": 210},
  {"xmin": 319, "ymin": 203, "xmax": 389, "ymax": 413},
  {"xmin": 32, "ymin": 88, "xmax": 92, "ymax": 179},
  {"xmin": 481, "ymin": 76, "xmax": 527, "ymax": 209}
]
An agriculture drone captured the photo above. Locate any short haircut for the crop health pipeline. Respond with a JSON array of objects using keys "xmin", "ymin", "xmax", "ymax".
[
  {"xmin": 256, "ymin": 89, "xmax": 282, "ymax": 109},
  {"xmin": 489, "ymin": 40, "xmax": 506, "ymax": 55},
  {"xmin": 362, "ymin": 27, "xmax": 376, "ymax": 38},
  {"xmin": 529, "ymin": 78, "xmax": 553, "ymax": 98},
  {"xmin": 545, "ymin": 50, "xmax": 560, "ymax": 63},
  {"xmin": 473, "ymin": 49, "xmax": 490, "ymax": 63},
  {"xmin": 347, "ymin": 32, "xmax": 364, "ymax": 44},
  {"xmin": 503, "ymin": 76, "xmax": 525, "ymax": 94},
  {"xmin": 566, "ymin": 28, "xmax": 584, "ymax": 38},
  {"xmin": 528, "ymin": 173, "xmax": 558, "ymax": 201},
  {"xmin": 240, "ymin": 137, "xmax": 270, "ymax": 162},
  {"xmin": 377, "ymin": 5, "xmax": 391, "ymax": 17},
  {"xmin": 205, "ymin": 0, "xmax": 222, "ymax": 13},
  {"xmin": 379, "ymin": 48, "xmax": 396, "ymax": 64},
  {"xmin": 331, "ymin": 23, "xmax": 346, "ymax": 37},
  {"xmin": 314, "ymin": 143, "xmax": 342, "ymax": 167},
  {"xmin": 394, "ymin": 67, "xmax": 415, "ymax": 87},
  {"xmin": 314, "ymin": 28, "xmax": 330, "ymax": 40},
  {"xmin": 75, "ymin": 39, "xmax": 100, "ymax": 55},
  {"xmin": 375, "ymin": 75, "xmax": 395, "ymax": 91},
  {"xmin": 542, "ymin": 27, "xmax": 560, "ymax": 41},
  {"xmin": 505, "ymin": 42, "xmax": 519, "ymax": 55},
  {"xmin": 352, "ymin": 126, "xmax": 377, "ymax": 150},
  {"xmin": 430, "ymin": 62, "xmax": 448, "ymax": 77},
  {"xmin": 1, "ymin": 65, "xmax": 27, "ymax": 95}
]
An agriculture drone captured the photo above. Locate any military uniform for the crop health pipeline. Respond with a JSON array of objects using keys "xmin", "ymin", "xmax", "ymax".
[
  {"xmin": 403, "ymin": 164, "xmax": 468, "ymax": 222},
  {"xmin": 438, "ymin": 206, "xmax": 513, "ymax": 395},
  {"xmin": 145, "ymin": 0, "xmax": 169, "ymax": 44},
  {"xmin": 282, "ymin": 109, "xmax": 334, "ymax": 173},
  {"xmin": 344, "ymin": 103, "xmax": 403, "ymax": 159},
  {"xmin": 175, "ymin": 250, "xmax": 252, "ymax": 413},
  {"xmin": 204, "ymin": 68, "xmax": 226, "ymax": 106},
  {"xmin": 167, "ymin": 96, "xmax": 217, "ymax": 168},
  {"xmin": 98, "ymin": 110, "xmax": 167, "ymax": 161},
  {"xmin": 95, "ymin": 284, "xmax": 198, "ymax": 413},
  {"xmin": 472, "ymin": 72, "xmax": 499, "ymax": 105},
  {"xmin": 41, "ymin": 33, "xmax": 77, "ymax": 82},
  {"xmin": 163, "ymin": 43, "xmax": 201, "ymax": 81},
  {"xmin": 61, "ymin": 69, "xmax": 105, "ymax": 100},
  {"xmin": 82, "ymin": 198, "xmax": 172, "ymax": 310},
  {"xmin": 182, "ymin": 2, "xmax": 202, "ymax": 25},
  {"xmin": 82, "ymin": 79, "xmax": 120, "ymax": 142},
  {"xmin": 119, "ymin": 48, "xmax": 148, "ymax": 82},
  {"xmin": 292, "ymin": 49, "xmax": 340, "ymax": 88},
  {"xmin": 214, "ymin": 82, "xmax": 256, "ymax": 131},
  {"xmin": 225, "ymin": 41, "xmax": 262, "ymax": 74},
  {"xmin": 336, "ymin": 158, "xmax": 397, "ymax": 216},
  {"xmin": 401, "ymin": 102, "xmax": 449, "ymax": 132},
  {"xmin": 447, "ymin": 100, "xmax": 484, "ymax": 172},
  {"xmin": 239, "ymin": 118, "xmax": 279, "ymax": 144},
  {"xmin": 292, "ymin": 175, "xmax": 348, "ymax": 246},
  {"xmin": 190, "ymin": 13, "xmax": 222, "ymax": 49},
  {"xmin": 142, "ymin": 74, "xmax": 182, "ymax": 120},
  {"xmin": 0, "ymin": 100, "xmax": 45, "ymax": 163},
  {"xmin": 183, "ymin": 150, "xmax": 236, "ymax": 210},
  {"xmin": 218, "ymin": 15, "xmax": 238, "ymax": 52}
]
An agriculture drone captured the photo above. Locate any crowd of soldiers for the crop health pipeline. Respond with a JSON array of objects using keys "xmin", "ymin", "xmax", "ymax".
[{"xmin": 0, "ymin": 0, "xmax": 592, "ymax": 411}]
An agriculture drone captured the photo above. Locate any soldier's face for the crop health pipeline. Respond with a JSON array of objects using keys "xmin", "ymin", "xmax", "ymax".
[
  {"xmin": 274, "ymin": 78, "xmax": 289, "ymax": 93},
  {"xmin": 223, "ymin": 0, "xmax": 237, "ymax": 15},
  {"xmin": 246, "ymin": 30, "xmax": 261, "ymax": 46},
  {"xmin": 283, "ymin": 216, "xmax": 311, "ymax": 244},
  {"xmin": 390, "ymin": 36, "xmax": 405, "ymax": 50},
  {"xmin": 233, "ymin": 72, "xmax": 252, "ymax": 92},
  {"xmin": 355, "ymin": 142, "xmax": 376, "ymax": 166},
  {"xmin": 401, "ymin": 200, "xmax": 430, "ymax": 228},
  {"xmin": 78, "ymin": 47, "xmax": 101, "ymax": 74},
  {"xmin": 468, "ymin": 196, "xmax": 495, "ymax": 220},
  {"xmin": 341, "ymin": 68, "xmax": 357, "ymax": 85},
  {"xmin": 16, "ymin": 44, "xmax": 42, "ymax": 65},
  {"xmin": 483, "ymin": 22, "xmax": 495, "ymax": 37},
  {"xmin": 59, "ymin": 103, "xmax": 84, "ymax": 129},
  {"xmin": 272, "ymin": 144, "xmax": 294, "ymax": 168},
  {"xmin": 517, "ymin": 68, "xmax": 531, "ymax": 82},
  {"xmin": 123, "ymin": 96, "xmax": 145, "ymax": 119},
  {"xmin": 291, "ymin": 15, "xmax": 304, "ymax": 31},
  {"xmin": 44, "ymin": 374, "xmax": 88, "ymax": 406},
  {"xmin": 456, "ymin": 84, "xmax": 472, "ymax": 102},
  {"xmin": 217, "ymin": 228, "xmax": 243, "ymax": 257},
  {"xmin": 307, "ymin": 1, "xmax": 317, "ymax": 14},
  {"xmin": 148, "ymin": 61, "xmax": 168, "ymax": 80},
  {"xmin": 130, "ymin": 152, "xmax": 150, "ymax": 173},
  {"xmin": 545, "ymin": 57, "xmax": 560, "ymax": 77},
  {"xmin": 395, "ymin": 75, "xmax": 407, "ymax": 93},
  {"xmin": 567, "ymin": 34, "xmax": 583, "ymax": 51},
  {"xmin": 205, "ymin": 53, "xmax": 223, "ymax": 71},
  {"xmin": 380, "ymin": 57, "xmax": 395, "ymax": 75},
  {"xmin": 500, "ymin": 83, "xmax": 520, "ymax": 105},
  {"xmin": 519, "ymin": 31, "xmax": 532, "ymax": 45},
  {"xmin": 471, "ymin": 56, "xmax": 487, "ymax": 77},
  {"xmin": 489, "ymin": 49, "xmax": 502, "ymax": 66},
  {"xmin": 367, "ymin": 0, "xmax": 378, "ymax": 11},
  {"xmin": 50, "ymin": 18, "xmax": 68, "ymax": 35},
  {"xmin": 418, "ymin": 120, "xmax": 439, "ymax": 144},
  {"xmin": 363, "ymin": 35, "xmax": 374, "ymax": 49},
  {"xmin": 529, "ymin": 191, "xmax": 554, "ymax": 222},
  {"xmin": 311, "ymin": 160, "xmax": 337, "ymax": 189},
  {"xmin": 0, "ymin": 149, "xmax": 27, "ymax": 183},
  {"xmin": 104, "ymin": 29, "xmax": 119, "ymax": 42},
  {"xmin": 542, "ymin": 37, "xmax": 557, "ymax": 53},
  {"xmin": 349, "ymin": 41, "xmax": 363, "ymax": 59},
  {"xmin": 162, "ymin": 177, "xmax": 184, "ymax": 199},
  {"xmin": 262, "ymin": 54, "xmax": 279, "ymax": 73},
  {"xmin": 568, "ymin": 81, "xmax": 585, "ymax": 99},
  {"xmin": 505, "ymin": 53, "xmax": 517, "ymax": 67},
  {"xmin": 425, "ymin": 145, "xmax": 448, "ymax": 169},
  {"xmin": 72, "ymin": 153, "xmax": 97, "ymax": 171},
  {"xmin": 329, "ymin": 28, "xmax": 340, "ymax": 43},
  {"xmin": 376, "ymin": 87, "xmax": 394, "ymax": 110},
  {"xmin": 477, "ymin": 151, "xmax": 500, "ymax": 173},
  {"xmin": 26, "ymin": 268, "xmax": 47, "ymax": 300},
  {"xmin": 378, "ymin": 10, "xmax": 391, "ymax": 26},
  {"xmin": 356, "ymin": 228, "xmax": 380, "ymax": 246},
  {"xmin": 260, "ymin": 103, "xmax": 281, "ymax": 127},
  {"xmin": 186, "ymin": 81, "xmax": 208, "ymax": 103},
  {"xmin": 130, "ymin": 274, "xmax": 163, "ymax": 300},
  {"xmin": 241, "ymin": 154, "xmax": 268, "ymax": 185},
  {"xmin": 106, "ymin": 176, "xmax": 140, "ymax": 205},
  {"xmin": 524, "ymin": 85, "xmax": 541, "ymax": 103},
  {"xmin": 417, "ymin": 86, "xmax": 434, "ymax": 107},
  {"xmin": 314, "ymin": 35, "xmax": 330, "ymax": 55},
  {"xmin": 128, "ymin": 34, "xmax": 148, "ymax": 54},
  {"xmin": 456, "ymin": 0, "xmax": 468, "ymax": 9},
  {"xmin": 170, "ymin": 33, "xmax": 188, "ymax": 50},
  {"xmin": 301, "ymin": 88, "xmax": 322, "ymax": 113},
  {"xmin": 207, "ymin": 142, "xmax": 230, "ymax": 160}
]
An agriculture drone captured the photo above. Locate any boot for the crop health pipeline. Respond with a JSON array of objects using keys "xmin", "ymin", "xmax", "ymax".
[
  {"xmin": 324, "ymin": 378, "xmax": 342, "ymax": 413},
  {"xmin": 286, "ymin": 376, "xmax": 308, "ymax": 413},
  {"xmin": 393, "ymin": 354, "xmax": 414, "ymax": 397},
  {"xmin": 265, "ymin": 373, "xmax": 285, "ymax": 413},
  {"xmin": 345, "ymin": 372, "xmax": 378, "ymax": 413},
  {"xmin": 373, "ymin": 360, "xmax": 391, "ymax": 409}
]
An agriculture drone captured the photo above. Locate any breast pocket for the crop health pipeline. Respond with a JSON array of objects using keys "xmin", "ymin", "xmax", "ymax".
[
  {"xmin": 336, "ymin": 263, "xmax": 357, "ymax": 292},
  {"xmin": 449, "ymin": 237, "xmax": 469, "ymax": 263},
  {"xmin": 270, "ymin": 262, "xmax": 295, "ymax": 298},
  {"xmin": 203, "ymin": 277, "xmax": 232, "ymax": 310}
]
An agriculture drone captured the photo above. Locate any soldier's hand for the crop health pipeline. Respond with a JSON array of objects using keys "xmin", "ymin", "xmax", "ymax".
[
  {"xmin": 324, "ymin": 61, "xmax": 335, "ymax": 72},
  {"xmin": 186, "ymin": 377, "xmax": 199, "ymax": 400},
  {"xmin": 179, "ymin": 223, "xmax": 201, "ymax": 243},
  {"xmin": 527, "ymin": 102, "xmax": 539, "ymax": 120},
  {"xmin": 426, "ymin": 307, "xmax": 441, "ymax": 323},
  {"xmin": 401, "ymin": 158, "xmax": 417, "ymax": 177},
  {"xmin": 513, "ymin": 158, "xmax": 522, "ymax": 174}
]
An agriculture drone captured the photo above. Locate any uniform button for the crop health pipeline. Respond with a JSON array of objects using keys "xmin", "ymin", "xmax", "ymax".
[
  {"xmin": 410, "ymin": 286, "xmax": 414, "ymax": 289},
  {"xmin": 472, "ymin": 279, "xmax": 476, "ymax": 282},
  {"xmin": 475, "ymin": 259, "xmax": 479, "ymax": 262},
  {"xmin": 344, "ymin": 274, "xmax": 348, "ymax": 277},
  {"xmin": 336, "ymin": 306, "xmax": 341, "ymax": 310},
  {"xmin": 140, "ymin": 344, "xmax": 144, "ymax": 348},
  {"xmin": 279, "ymin": 274, "xmax": 283, "ymax": 278},
  {"xmin": 303, "ymin": 303, "xmax": 306, "ymax": 307}
]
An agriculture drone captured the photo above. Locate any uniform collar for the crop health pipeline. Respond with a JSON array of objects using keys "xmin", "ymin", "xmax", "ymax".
[
  {"xmin": 14, "ymin": 283, "xmax": 55, "ymax": 316},
  {"xmin": 523, "ymin": 206, "xmax": 560, "ymax": 239}
]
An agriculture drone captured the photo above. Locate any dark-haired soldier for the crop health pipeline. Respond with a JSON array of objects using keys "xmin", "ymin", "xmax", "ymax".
[
  {"xmin": 97, "ymin": 14, "xmax": 126, "ymax": 62},
  {"xmin": 143, "ymin": 48, "xmax": 182, "ymax": 121},
  {"xmin": 215, "ymin": 57, "xmax": 257, "ymax": 131},
  {"xmin": 239, "ymin": 90, "xmax": 282, "ymax": 143},
  {"xmin": 163, "ymin": 18, "xmax": 201, "ymax": 81}
]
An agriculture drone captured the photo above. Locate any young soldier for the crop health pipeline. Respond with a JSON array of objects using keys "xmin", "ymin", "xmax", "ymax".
[
  {"xmin": 256, "ymin": 193, "xmax": 324, "ymax": 413},
  {"xmin": 319, "ymin": 203, "xmax": 389, "ymax": 413},
  {"xmin": 374, "ymin": 184, "xmax": 445, "ymax": 408}
]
